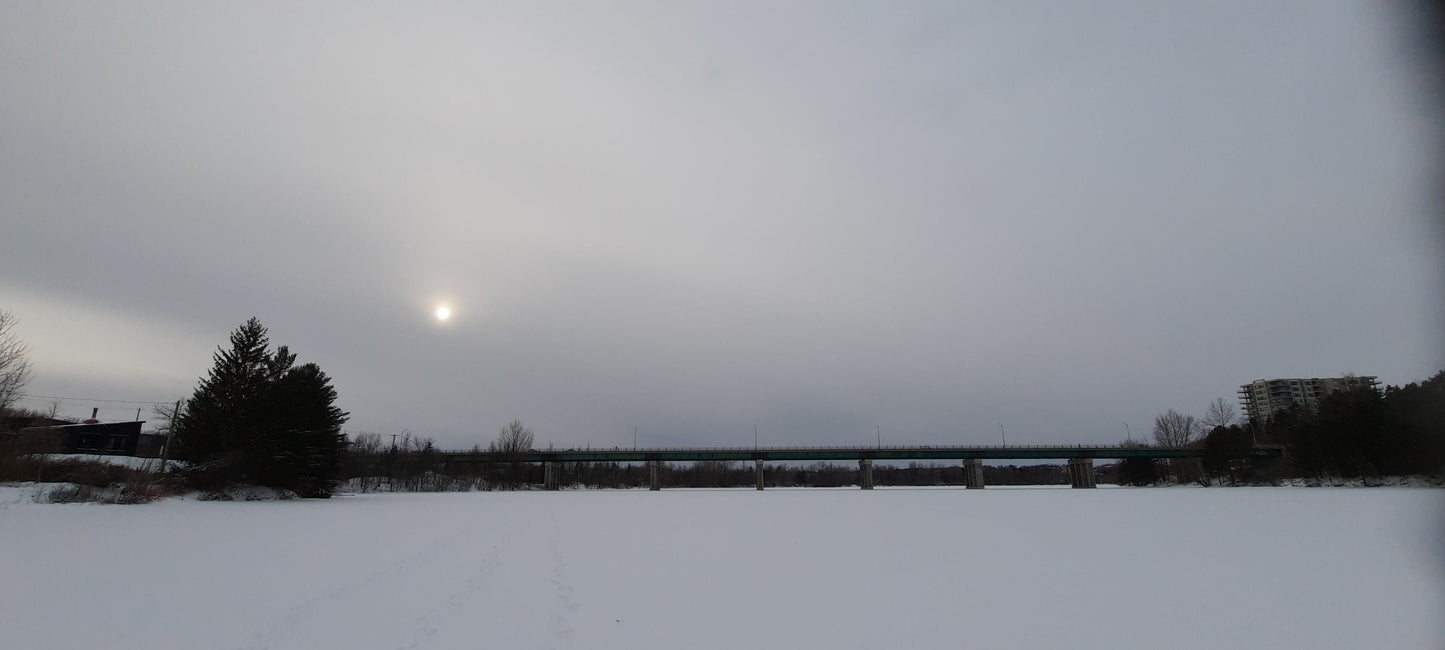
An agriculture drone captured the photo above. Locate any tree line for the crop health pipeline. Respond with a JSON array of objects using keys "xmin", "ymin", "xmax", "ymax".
[
  {"xmin": 1146, "ymin": 372, "xmax": 1445, "ymax": 484},
  {"xmin": 7, "ymin": 310, "xmax": 1439, "ymax": 494},
  {"xmin": 1236, "ymin": 372, "xmax": 1443, "ymax": 479}
]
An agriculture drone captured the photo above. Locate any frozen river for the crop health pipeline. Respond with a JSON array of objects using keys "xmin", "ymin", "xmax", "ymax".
[{"xmin": 2, "ymin": 486, "xmax": 1441, "ymax": 649}]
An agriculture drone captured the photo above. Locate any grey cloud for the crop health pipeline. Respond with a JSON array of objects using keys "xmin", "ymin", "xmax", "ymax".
[{"xmin": 2, "ymin": 1, "xmax": 1439, "ymax": 448}]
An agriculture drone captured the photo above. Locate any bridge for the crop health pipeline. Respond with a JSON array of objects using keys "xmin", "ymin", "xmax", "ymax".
[{"xmin": 440, "ymin": 444, "xmax": 1245, "ymax": 490}]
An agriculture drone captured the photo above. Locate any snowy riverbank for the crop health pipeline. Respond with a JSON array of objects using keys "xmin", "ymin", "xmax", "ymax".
[{"xmin": 2, "ymin": 487, "xmax": 1441, "ymax": 649}]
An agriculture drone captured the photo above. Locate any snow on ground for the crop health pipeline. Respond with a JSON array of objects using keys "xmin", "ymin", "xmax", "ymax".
[
  {"xmin": 41, "ymin": 453, "xmax": 173, "ymax": 470},
  {"xmin": 1, "ymin": 486, "xmax": 1441, "ymax": 650}
]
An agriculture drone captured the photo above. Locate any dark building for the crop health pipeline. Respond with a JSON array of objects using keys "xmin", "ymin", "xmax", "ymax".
[
  {"xmin": 137, "ymin": 434, "xmax": 170, "ymax": 458},
  {"xmin": 18, "ymin": 421, "xmax": 145, "ymax": 455}
]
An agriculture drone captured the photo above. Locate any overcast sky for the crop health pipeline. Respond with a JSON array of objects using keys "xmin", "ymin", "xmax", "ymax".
[{"xmin": 2, "ymin": 1, "xmax": 1440, "ymax": 450}]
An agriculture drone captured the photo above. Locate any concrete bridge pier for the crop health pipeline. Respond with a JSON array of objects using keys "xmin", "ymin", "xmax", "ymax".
[
  {"xmin": 543, "ymin": 461, "xmax": 559, "ymax": 490},
  {"xmin": 755, "ymin": 459, "xmax": 765, "ymax": 490},
  {"xmin": 1067, "ymin": 458, "xmax": 1096, "ymax": 488},
  {"xmin": 858, "ymin": 459, "xmax": 874, "ymax": 489},
  {"xmin": 962, "ymin": 458, "xmax": 984, "ymax": 489},
  {"xmin": 648, "ymin": 460, "xmax": 661, "ymax": 491}
]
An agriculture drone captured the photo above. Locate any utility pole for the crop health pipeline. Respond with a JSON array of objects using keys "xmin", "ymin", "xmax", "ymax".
[
  {"xmin": 159, "ymin": 400, "xmax": 181, "ymax": 473},
  {"xmin": 387, "ymin": 433, "xmax": 399, "ymax": 488}
]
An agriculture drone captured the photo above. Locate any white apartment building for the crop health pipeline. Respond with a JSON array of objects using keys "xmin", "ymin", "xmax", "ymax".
[{"xmin": 1238, "ymin": 376, "xmax": 1380, "ymax": 425}]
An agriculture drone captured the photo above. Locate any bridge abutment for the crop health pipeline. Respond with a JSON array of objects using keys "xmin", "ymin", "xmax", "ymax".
[
  {"xmin": 543, "ymin": 461, "xmax": 559, "ymax": 490},
  {"xmin": 859, "ymin": 459, "xmax": 874, "ymax": 489},
  {"xmin": 756, "ymin": 459, "xmax": 765, "ymax": 490},
  {"xmin": 1067, "ymin": 458, "xmax": 1096, "ymax": 488},
  {"xmin": 648, "ymin": 460, "xmax": 661, "ymax": 491},
  {"xmin": 962, "ymin": 458, "xmax": 984, "ymax": 489}
]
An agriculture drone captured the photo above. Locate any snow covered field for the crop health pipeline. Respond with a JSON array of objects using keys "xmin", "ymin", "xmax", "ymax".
[{"xmin": 2, "ymin": 486, "xmax": 1442, "ymax": 650}]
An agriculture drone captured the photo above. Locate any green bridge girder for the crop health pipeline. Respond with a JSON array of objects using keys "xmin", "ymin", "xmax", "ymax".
[{"xmin": 440, "ymin": 445, "xmax": 1207, "ymax": 465}]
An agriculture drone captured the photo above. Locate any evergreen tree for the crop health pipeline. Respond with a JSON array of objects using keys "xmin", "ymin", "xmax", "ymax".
[
  {"xmin": 175, "ymin": 318, "xmax": 349, "ymax": 496},
  {"xmin": 1200, "ymin": 424, "xmax": 1252, "ymax": 483},
  {"xmin": 1270, "ymin": 373, "xmax": 1445, "ymax": 479},
  {"xmin": 175, "ymin": 317, "xmax": 274, "ymax": 477},
  {"xmin": 1379, "ymin": 372, "xmax": 1445, "ymax": 475},
  {"xmin": 265, "ymin": 362, "xmax": 349, "ymax": 496}
]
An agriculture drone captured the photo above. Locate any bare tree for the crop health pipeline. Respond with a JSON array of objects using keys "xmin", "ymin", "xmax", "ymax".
[
  {"xmin": 1201, "ymin": 397, "xmax": 1236, "ymax": 431},
  {"xmin": 0, "ymin": 310, "xmax": 33, "ymax": 415},
  {"xmin": 1152, "ymin": 409, "xmax": 1201, "ymax": 447},
  {"xmin": 150, "ymin": 401, "xmax": 183, "ymax": 434},
  {"xmin": 490, "ymin": 419, "xmax": 535, "ymax": 453},
  {"xmin": 487, "ymin": 419, "xmax": 535, "ymax": 489}
]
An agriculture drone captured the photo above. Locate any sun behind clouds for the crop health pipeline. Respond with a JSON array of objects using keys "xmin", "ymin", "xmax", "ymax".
[{"xmin": 435, "ymin": 306, "xmax": 451, "ymax": 321}]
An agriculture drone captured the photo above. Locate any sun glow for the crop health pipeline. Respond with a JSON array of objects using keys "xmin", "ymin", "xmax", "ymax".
[{"xmin": 435, "ymin": 306, "xmax": 451, "ymax": 321}]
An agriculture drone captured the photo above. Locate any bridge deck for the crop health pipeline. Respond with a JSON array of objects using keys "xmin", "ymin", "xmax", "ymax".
[{"xmin": 440, "ymin": 445, "xmax": 1201, "ymax": 464}]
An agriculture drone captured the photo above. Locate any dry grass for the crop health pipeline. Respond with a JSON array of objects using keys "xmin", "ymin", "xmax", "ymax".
[{"xmin": 2, "ymin": 439, "xmax": 181, "ymax": 503}]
